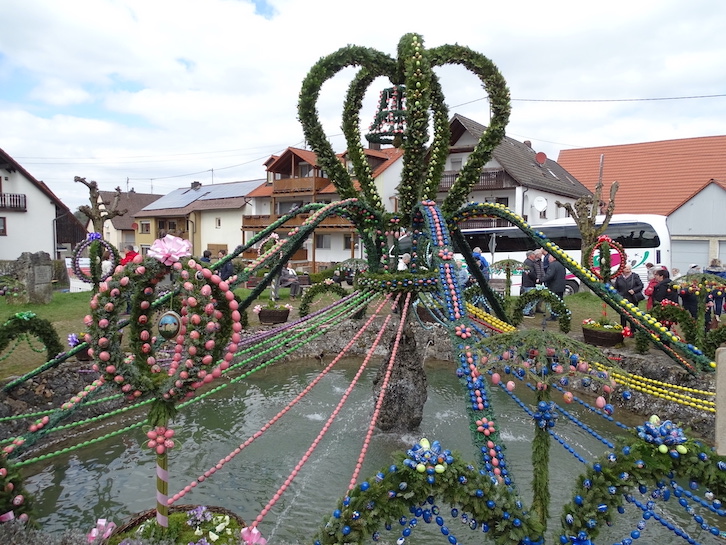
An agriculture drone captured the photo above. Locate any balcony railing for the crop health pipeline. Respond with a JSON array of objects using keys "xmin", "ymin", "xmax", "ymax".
[
  {"xmin": 457, "ymin": 218, "xmax": 514, "ymax": 230},
  {"xmin": 242, "ymin": 214, "xmax": 354, "ymax": 229},
  {"xmin": 272, "ymin": 176, "xmax": 330, "ymax": 194},
  {"xmin": 438, "ymin": 169, "xmax": 510, "ymax": 192},
  {"xmin": 0, "ymin": 193, "xmax": 27, "ymax": 211},
  {"xmin": 241, "ymin": 248, "xmax": 308, "ymax": 261}
]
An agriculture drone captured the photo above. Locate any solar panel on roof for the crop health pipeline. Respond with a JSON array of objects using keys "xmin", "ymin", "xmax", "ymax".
[
  {"xmin": 139, "ymin": 179, "xmax": 266, "ymax": 211},
  {"xmin": 197, "ymin": 180, "xmax": 264, "ymax": 201}
]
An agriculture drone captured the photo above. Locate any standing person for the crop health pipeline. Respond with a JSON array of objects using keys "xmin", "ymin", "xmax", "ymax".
[
  {"xmin": 120, "ymin": 245, "xmax": 138, "ymax": 265},
  {"xmin": 540, "ymin": 249, "xmax": 550, "ymax": 274},
  {"xmin": 520, "ymin": 250, "xmax": 539, "ymax": 317},
  {"xmin": 217, "ymin": 249, "xmax": 234, "ymax": 281},
  {"xmin": 200, "ymin": 250, "xmax": 212, "ymax": 263},
  {"xmin": 645, "ymin": 262, "xmax": 656, "ymax": 281},
  {"xmin": 279, "ymin": 262, "xmax": 301, "ymax": 300},
  {"xmin": 652, "ymin": 268, "xmax": 679, "ymax": 305},
  {"xmin": 454, "ymin": 258, "xmax": 469, "ymax": 288},
  {"xmin": 613, "ymin": 264, "xmax": 644, "ymax": 326},
  {"xmin": 398, "ymin": 252, "xmax": 411, "ymax": 271},
  {"xmin": 471, "ymin": 247, "xmax": 490, "ymax": 281},
  {"xmin": 101, "ymin": 250, "xmax": 114, "ymax": 278},
  {"xmin": 542, "ymin": 254, "xmax": 566, "ymax": 321},
  {"xmin": 705, "ymin": 258, "xmax": 726, "ymax": 321},
  {"xmin": 643, "ymin": 267, "xmax": 661, "ymax": 311},
  {"xmin": 533, "ymin": 249, "xmax": 546, "ymax": 313}
]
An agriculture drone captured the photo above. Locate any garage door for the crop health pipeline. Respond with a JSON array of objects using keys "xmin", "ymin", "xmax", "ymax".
[
  {"xmin": 671, "ymin": 240, "xmax": 709, "ymax": 274},
  {"xmin": 719, "ymin": 241, "xmax": 726, "ymax": 263}
]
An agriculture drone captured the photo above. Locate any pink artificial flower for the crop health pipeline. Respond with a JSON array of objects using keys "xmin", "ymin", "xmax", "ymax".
[
  {"xmin": 87, "ymin": 518, "xmax": 116, "ymax": 543},
  {"xmin": 241, "ymin": 526, "xmax": 267, "ymax": 545},
  {"xmin": 148, "ymin": 234, "xmax": 193, "ymax": 266}
]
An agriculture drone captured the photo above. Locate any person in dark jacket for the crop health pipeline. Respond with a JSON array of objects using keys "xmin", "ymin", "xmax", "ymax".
[
  {"xmin": 543, "ymin": 254, "xmax": 566, "ymax": 320},
  {"xmin": 652, "ymin": 269, "xmax": 679, "ymax": 304},
  {"xmin": 217, "ymin": 249, "xmax": 235, "ymax": 281},
  {"xmin": 613, "ymin": 264, "xmax": 644, "ymax": 326},
  {"xmin": 520, "ymin": 250, "xmax": 538, "ymax": 317}
]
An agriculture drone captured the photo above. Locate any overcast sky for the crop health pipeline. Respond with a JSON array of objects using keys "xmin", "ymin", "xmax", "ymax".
[{"xmin": 1, "ymin": 0, "xmax": 724, "ymax": 212}]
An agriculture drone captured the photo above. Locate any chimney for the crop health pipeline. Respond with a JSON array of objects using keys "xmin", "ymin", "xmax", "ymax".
[
  {"xmin": 524, "ymin": 140, "xmax": 532, "ymax": 148},
  {"xmin": 368, "ymin": 142, "xmax": 381, "ymax": 151},
  {"xmin": 191, "ymin": 181, "xmax": 202, "ymax": 190}
]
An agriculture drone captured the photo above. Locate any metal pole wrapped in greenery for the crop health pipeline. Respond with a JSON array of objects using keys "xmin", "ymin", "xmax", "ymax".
[{"xmin": 298, "ymin": 282, "xmax": 352, "ymax": 317}]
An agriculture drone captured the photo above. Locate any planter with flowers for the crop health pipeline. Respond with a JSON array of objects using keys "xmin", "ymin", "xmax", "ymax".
[
  {"xmin": 67, "ymin": 332, "xmax": 92, "ymax": 360},
  {"xmin": 103, "ymin": 504, "xmax": 247, "ymax": 545},
  {"xmin": 581, "ymin": 317, "xmax": 624, "ymax": 347},
  {"xmin": 253, "ymin": 302, "xmax": 293, "ymax": 325}
]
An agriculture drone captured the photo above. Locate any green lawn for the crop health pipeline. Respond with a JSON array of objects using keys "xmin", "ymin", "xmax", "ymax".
[{"xmin": 0, "ymin": 288, "xmax": 614, "ymax": 381}]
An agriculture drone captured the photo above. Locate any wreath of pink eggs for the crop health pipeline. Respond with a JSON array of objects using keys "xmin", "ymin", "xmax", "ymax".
[
  {"xmin": 163, "ymin": 258, "xmax": 242, "ymax": 401},
  {"xmin": 86, "ymin": 255, "xmax": 241, "ymax": 404}
]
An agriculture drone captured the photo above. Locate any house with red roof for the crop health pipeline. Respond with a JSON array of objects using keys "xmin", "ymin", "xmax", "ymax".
[
  {"xmin": 94, "ymin": 189, "xmax": 161, "ymax": 251},
  {"xmin": 0, "ymin": 147, "xmax": 86, "ymax": 261},
  {"xmin": 242, "ymin": 146, "xmax": 404, "ymax": 269},
  {"xmin": 445, "ymin": 114, "xmax": 592, "ymax": 229},
  {"xmin": 558, "ymin": 136, "xmax": 726, "ymax": 273}
]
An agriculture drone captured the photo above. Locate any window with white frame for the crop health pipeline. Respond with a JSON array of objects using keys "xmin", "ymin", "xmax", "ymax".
[
  {"xmin": 139, "ymin": 221, "xmax": 151, "ymax": 234},
  {"xmin": 315, "ymin": 234, "xmax": 331, "ymax": 249}
]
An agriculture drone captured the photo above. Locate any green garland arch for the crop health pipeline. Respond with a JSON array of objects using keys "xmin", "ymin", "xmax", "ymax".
[
  {"xmin": 0, "ymin": 312, "xmax": 63, "ymax": 362},
  {"xmin": 559, "ymin": 424, "xmax": 726, "ymax": 543},
  {"xmin": 509, "ymin": 287, "xmax": 572, "ymax": 333},
  {"xmin": 649, "ymin": 302, "xmax": 698, "ymax": 345},
  {"xmin": 298, "ymin": 282, "xmax": 350, "ymax": 317},
  {"xmin": 313, "ymin": 445, "xmax": 544, "ymax": 545}
]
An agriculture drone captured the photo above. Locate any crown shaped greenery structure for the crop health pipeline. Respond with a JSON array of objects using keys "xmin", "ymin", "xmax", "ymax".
[{"xmin": 298, "ymin": 32, "xmax": 510, "ymax": 263}]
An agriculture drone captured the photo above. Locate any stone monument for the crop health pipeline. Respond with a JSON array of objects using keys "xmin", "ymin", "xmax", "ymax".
[{"xmin": 12, "ymin": 252, "xmax": 54, "ymax": 304}]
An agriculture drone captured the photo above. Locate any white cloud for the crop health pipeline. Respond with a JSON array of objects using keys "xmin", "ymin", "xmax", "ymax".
[{"xmin": 1, "ymin": 0, "xmax": 725, "ymax": 211}]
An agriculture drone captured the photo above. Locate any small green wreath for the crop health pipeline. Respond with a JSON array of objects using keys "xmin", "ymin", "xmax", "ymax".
[
  {"xmin": 299, "ymin": 282, "xmax": 349, "ymax": 317},
  {"xmin": 650, "ymin": 302, "xmax": 697, "ymax": 344},
  {"xmin": 510, "ymin": 287, "xmax": 571, "ymax": 333},
  {"xmin": 0, "ymin": 312, "xmax": 63, "ymax": 362}
]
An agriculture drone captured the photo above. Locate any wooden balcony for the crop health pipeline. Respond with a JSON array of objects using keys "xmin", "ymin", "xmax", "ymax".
[
  {"xmin": 437, "ymin": 169, "xmax": 510, "ymax": 192},
  {"xmin": 242, "ymin": 214, "xmax": 354, "ymax": 230},
  {"xmin": 272, "ymin": 176, "xmax": 330, "ymax": 194},
  {"xmin": 241, "ymin": 248, "xmax": 308, "ymax": 261},
  {"xmin": 0, "ymin": 193, "xmax": 27, "ymax": 211}
]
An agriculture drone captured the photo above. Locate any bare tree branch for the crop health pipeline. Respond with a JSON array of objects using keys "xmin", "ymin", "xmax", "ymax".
[{"xmin": 74, "ymin": 176, "xmax": 128, "ymax": 236}]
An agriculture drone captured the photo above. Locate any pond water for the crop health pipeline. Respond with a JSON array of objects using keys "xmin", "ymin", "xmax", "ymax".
[{"xmin": 24, "ymin": 357, "xmax": 722, "ymax": 544}]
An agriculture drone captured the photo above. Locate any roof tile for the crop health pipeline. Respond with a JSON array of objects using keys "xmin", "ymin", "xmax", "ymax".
[{"xmin": 557, "ymin": 136, "xmax": 726, "ymax": 215}]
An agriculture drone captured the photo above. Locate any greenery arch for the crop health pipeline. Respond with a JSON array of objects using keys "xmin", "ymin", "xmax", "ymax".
[
  {"xmin": 510, "ymin": 288, "xmax": 572, "ymax": 332},
  {"xmin": 0, "ymin": 312, "xmax": 63, "ymax": 362},
  {"xmin": 649, "ymin": 302, "xmax": 698, "ymax": 345},
  {"xmin": 313, "ymin": 440, "xmax": 543, "ymax": 545},
  {"xmin": 559, "ymin": 420, "xmax": 726, "ymax": 543},
  {"xmin": 298, "ymin": 282, "xmax": 350, "ymax": 317}
]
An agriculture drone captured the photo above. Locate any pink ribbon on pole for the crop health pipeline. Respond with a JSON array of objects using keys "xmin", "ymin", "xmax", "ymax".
[{"xmin": 148, "ymin": 234, "xmax": 193, "ymax": 266}]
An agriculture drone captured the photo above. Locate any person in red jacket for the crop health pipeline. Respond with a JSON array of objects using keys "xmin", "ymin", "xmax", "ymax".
[{"xmin": 120, "ymin": 245, "xmax": 138, "ymax": 265}]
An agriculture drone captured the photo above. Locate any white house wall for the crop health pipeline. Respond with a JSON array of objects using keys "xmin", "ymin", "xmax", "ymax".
[
  {"xmin": 668, "ymin": 183, "xmax": 726, "ymax": 265},
  {"xmin": 1, "ymin": 170, "xmax": 57, "ymax": 260},
  {"xmin": 199, "ymin": 209, "xmax": 244, "ymax": 253}
]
